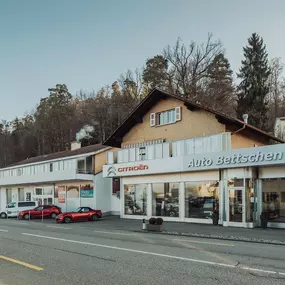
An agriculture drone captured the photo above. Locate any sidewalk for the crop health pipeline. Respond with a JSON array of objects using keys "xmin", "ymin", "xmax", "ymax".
[{"xmin": 100, "ymin": 216, "xmax": 285, "ymax": 246}]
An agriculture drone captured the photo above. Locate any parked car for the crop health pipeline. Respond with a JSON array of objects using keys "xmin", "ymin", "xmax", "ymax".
[
  {"xmin": 56, "ymin": 207, "xmax": 102, "ymax": 223},
  {"xmin": 0, "ymin": 201, "xmax": 38, "ymax": 219},
  {"xmin": 18, "ymin": 205, "xmax": 62, "ymax": 220}
]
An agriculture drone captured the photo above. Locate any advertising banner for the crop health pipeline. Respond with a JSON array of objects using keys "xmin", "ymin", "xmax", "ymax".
[{"xmin": 80, "ymin": 184, "xmax": 94, "ymax": 198}]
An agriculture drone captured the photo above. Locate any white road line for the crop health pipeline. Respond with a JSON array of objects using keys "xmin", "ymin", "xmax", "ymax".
[
  {"xmin": 172, "ymin": 238, "xmax": 234, "ymax": 247},
  {"xmin": 22, "ymin": 232, "xmax": 235, "ymax": 268},
  {"xmin": 240, "ymin": 266, "xmax": 285, "ymax": 276},
  {"xmin": 21, "ymin": 232, "xmax": 285, "ymax": 277},
  {"xmin": 0, "ymin": 229, "xmax": 8, "ymax": 232},
  {"xmin": 46, "ymin": 226, "xmax": 70, "ymax": 230},
  {"xmin": 94, "ymin": 230, "xmax": 134, "ymax": 236}
]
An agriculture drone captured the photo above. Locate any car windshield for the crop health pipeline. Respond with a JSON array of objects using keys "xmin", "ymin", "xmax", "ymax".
[
  {"xmin": 7, "ymin": 202, "xmax": 16, "ymax": 208},
  {"xmin": 75, "ymin": 208, "xmax": 82, "ymax": 212}
]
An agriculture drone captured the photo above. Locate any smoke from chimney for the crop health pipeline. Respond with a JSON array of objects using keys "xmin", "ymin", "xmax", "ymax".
[{"xmin": 76, "ymin": 125, "xmax": 94, "ymax": 141}]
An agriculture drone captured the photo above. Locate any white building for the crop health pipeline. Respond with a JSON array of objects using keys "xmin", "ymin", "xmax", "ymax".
[{"xmin": 0, "ymin": 142, "xmax": 118, "ymax": 216}]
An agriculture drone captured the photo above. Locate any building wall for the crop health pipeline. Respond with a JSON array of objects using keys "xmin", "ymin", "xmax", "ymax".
[
  {"xmin": 231, "ymin": 132, "xmax": 268, "ymax": 149},
  {"xmin": 0, "ymin": 180, "xmax": 95, "ymax": 213},
  {"xmin": 94, "ymin": 151, "xmax": 107, "ymax": 175},
  {"xmin": 122, "ymin": 98, "xmax": 226, "ymax": 146},
  {"xmin": 94, "ymin": 172, "xmax": 112, "ymax": 214}
]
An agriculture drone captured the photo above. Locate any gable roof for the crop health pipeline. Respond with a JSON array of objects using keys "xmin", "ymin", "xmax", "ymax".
[
  {"xmin": 104, "ymin": 88, "xmax": 284, "ymax": 147},
  {"xmin": 6, "ymin": 144, "xmax": 107, "ymax": 168}
]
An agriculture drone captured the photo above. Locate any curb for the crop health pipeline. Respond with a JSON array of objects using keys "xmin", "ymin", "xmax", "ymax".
[{"xmin": 133, "ymin": 230, "xmax": 285, "ymax": 246}]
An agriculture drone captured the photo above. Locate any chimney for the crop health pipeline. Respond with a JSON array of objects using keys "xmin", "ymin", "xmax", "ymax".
[
  {"xmin": 71, "ymin": 141, "xmax": 81, "ymax": 151},
  {"xmin": 242, "ymin": 114, "xmax": 248, "ymax": 124}
]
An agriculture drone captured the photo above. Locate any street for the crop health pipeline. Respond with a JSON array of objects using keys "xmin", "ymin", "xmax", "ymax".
[{"xmin": 0, "ymin": 219, "xmax": 285, "ymax": 285}]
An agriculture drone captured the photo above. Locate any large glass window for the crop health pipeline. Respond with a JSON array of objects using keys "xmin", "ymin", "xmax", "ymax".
[
  {"xmin": 152, "ymin": 183, "xmax": 179, "ymax": 217},
  {"xmin": 262, "ymin": 179, "xmax": 285, "ymax": 223},
  {"xmin": 124, "ymin": 184, "xmax": 147, "ymax": 215},
  {"xmin": 185, "ymin": 181, "xmax": 219, "ymax": 219}
]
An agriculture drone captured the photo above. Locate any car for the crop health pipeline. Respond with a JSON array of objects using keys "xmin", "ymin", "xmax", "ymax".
[
  {"xmin": 18, "ymin": 205, "xmax": 62, "ymax": 220},
  {"xmin": 0, "ymin": 201, "xmax": 38, "ymax": 219},
  {"xmin": 56, "ymin": 207, "xmax": 102, "ymax": 223}
]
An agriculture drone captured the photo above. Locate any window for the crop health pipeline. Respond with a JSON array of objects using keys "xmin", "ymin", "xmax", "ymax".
[
  {"xmin": 25, "ymin": 192, "xmax": 31, "ymax": 201},
  {"xmin": 157, "ymin": 109, "xmax": 176, "ymax": 126},
  {"xmin": 185, "ymin": 181, "xmax": 219, "ymax": 219},
  {"xmin": 112, "ymin": 178, "xmax": 120, "ymax": 195},
  {"xmin": 35, "ymin": 188, "xmax": 43, "ymax": 195},
  {"xmin": 152, "ymin": 183, "xmax": 179, "ymax": 217},
  {"xmin": 124, "ymin": 184, "xmax": 147, "ymax": 215},
  {"xmin": 262, "ymin": 179, "xmax": 285, "ymax": 223},
  {"xmin": 150, "ymin": 107, "xmax": 181, "ymax": 127},
  {"xmin": 18, "ymin": 202, "xmax": 36, "ymax": 207},
  {"xmin": 43, "ymin": 205, "xmax": 52, "ymax": 209},
  {"xmin": 81, "ymin": 207, "xmax": 90, "ymax": 213},
  {"xmin": 49, "ymin": 163, "xmax": 53, "ymax": 172},
  {"xmin": 138, "ymin": 147, "xmax": 146, "ymax": 161},
  {"xmin": 7, "ymin": 202, "xmax": 16, "ymax": 208},
  {"xmin": 17, "ymin": 168, "xmax": 23, "ymax": 176}
]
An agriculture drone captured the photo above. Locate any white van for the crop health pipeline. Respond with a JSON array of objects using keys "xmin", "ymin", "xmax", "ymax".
[{"xmin": 0, "ymin": 201, "xmax": 38, "ymax": 218}]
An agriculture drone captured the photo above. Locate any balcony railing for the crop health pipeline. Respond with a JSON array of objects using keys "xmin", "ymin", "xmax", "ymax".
[
  {"xmin": 76, "ymin": 169, "xmax": 94, "ymax": 175},
  {"xmin": 107, "ymin": 133, "xmax": 231, "ymax": 164}
]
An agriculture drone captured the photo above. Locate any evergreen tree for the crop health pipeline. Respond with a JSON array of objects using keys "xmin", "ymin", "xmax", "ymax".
[
  {"xmin": 203, "ymin": 53, "xmax": 236, "ymax": 115},
  {"xmin": 237, "ymin": 33, "xmax": 270, "ymax": 130}
]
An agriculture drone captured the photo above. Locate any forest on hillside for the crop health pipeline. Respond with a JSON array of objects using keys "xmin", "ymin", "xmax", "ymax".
[{"xmin": 1, "ymin": 32, "xmax": 285, "ymax": 168}]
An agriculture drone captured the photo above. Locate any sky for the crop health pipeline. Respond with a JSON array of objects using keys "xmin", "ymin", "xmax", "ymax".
[{"xmin": 1, "ymin": 0, "xmax": 285, "ymax": 121}]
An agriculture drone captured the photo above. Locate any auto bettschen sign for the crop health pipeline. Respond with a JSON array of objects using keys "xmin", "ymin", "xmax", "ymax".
[{"xmin": 186, "ymin": 144, "xmax": 285, "ymax": 170}]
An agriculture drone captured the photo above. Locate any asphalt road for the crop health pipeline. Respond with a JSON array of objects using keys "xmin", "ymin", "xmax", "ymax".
[{"xmin": 0, "ymin": 219, "xmax": 285, "ymax": 285}]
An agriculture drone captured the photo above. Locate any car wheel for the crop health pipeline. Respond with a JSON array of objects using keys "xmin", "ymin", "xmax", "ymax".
[
  {"xmin": 51, "ymin": 212, "xmax": 57, "ymax": 219},
  {"xmin": 64, "ymin": 216, "xmax": 72, "ymax": 223},
  {"xmin": 91, "ymin": 214, "xmax": 99, "ymax": 221},
  {"xmin": 0, "ymin": 212, "xmax": 7, "ymax": 219},
  {"xmin": 24, "ymin": 213, "xmax": 30, "ymax": 220}
]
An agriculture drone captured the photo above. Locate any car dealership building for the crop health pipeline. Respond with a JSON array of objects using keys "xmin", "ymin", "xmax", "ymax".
[{"xmin": 102, "ymin": 88, "xmax": 285, "ymax": 229}]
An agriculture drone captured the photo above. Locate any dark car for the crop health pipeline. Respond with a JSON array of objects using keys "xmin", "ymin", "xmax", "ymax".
[
  {"xmin": 56, "ymin": 207, "xmax": 102, "ymax": 223},
  {"xmin": 18, "ymin": 205, "xmax": 62, "ymax": 220}
]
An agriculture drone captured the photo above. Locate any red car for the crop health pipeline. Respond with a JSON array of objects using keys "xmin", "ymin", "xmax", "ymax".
[
  {"xmin": 19, "ymin": 205, "xmax": 62, "ymax": 220},
  {"xmin": 56, "ymin": 207, "xmax": 102, "ymax": 223}
]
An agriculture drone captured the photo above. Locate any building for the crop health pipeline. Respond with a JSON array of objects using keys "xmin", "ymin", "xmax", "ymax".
[
  {"xmin": 0, "ymin": 142, "xmax": 119, "ymax": 216},
  {"xmin": 102, "ymin": 88, "xmax": 285, "ymax": 228}
]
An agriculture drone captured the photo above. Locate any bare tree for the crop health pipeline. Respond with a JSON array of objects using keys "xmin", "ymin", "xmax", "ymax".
[
  {"xmin": 163, "ymin": 33, "xmax": 223, "ymax": 100},
  {"xmin": 268, "ymin": 57, "xmax": 285, "ymax": 129},
  {"xmin": 118, "ymin": 68, "xmax": 144, "ymax": 101}
]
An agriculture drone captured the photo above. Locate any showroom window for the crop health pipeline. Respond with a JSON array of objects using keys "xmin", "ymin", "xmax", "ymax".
[
  {"xmin": 185, "ymin": 181, "xmax": 219, "ymax": 219},
  {"xmin": 152, "ymin": 183, "xmax": 179, "ymax": 217},
  {"xmin": 262, "ymin": 179, "xmax": 285, "ymax": 223},
  {"xmin": 124, "ymin": 184, "xmax": 147, "ymax": 215}
]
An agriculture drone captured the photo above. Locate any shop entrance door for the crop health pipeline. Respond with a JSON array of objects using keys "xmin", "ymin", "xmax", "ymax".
[{"xmin": 228, "ymin": 188, "xmax": 243, "ymax": 223}]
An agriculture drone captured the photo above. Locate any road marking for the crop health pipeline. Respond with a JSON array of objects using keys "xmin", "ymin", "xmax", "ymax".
[
  {"xmin": 0, "ymin": 255, "xmax": 43, "ymax": 271},
  {"xmin": 240, "ymin": 266, "xmax": 285, "ymax": 276},
  {"xmin": 94, "ymin": 230, "xmax": 134, "ymax": 236},
  {"xmin": 0, "ymin": 229, "xmax": 8, "ymax": 232},
  {"xmin": 46, "ymin": 225, "xmax": 70, "ymax": 230},
  {"xmin": 22, "ymin": 232, "xmax": 285, "ymax": 276},
  {"xmin": 21, "ymin": 233, "xmax": 236, "ymax": 268},
  {"xmin": 172, "ymin": 238, "xmax": 234, "ymax": 247}
]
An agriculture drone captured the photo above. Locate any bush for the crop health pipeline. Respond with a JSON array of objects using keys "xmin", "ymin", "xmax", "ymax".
[
  {"xmin": 156, "ymin": 218, "xmax": 164, "ymax": 225},
  {"xmin": 149, "ymin": 218, "xmax": 156, "ymax": 225}
]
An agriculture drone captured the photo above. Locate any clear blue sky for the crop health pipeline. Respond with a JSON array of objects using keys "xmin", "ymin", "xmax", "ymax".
[{"xmin": 1, "ymin": 0, "xmax": 285, "ymax": 121}]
